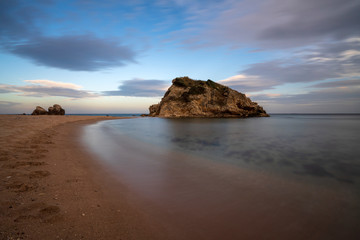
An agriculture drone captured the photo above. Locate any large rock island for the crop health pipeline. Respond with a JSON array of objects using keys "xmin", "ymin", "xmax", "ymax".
[{"xmin": 149, "ymin": 77, "xmax": 269, "ymax": 118}]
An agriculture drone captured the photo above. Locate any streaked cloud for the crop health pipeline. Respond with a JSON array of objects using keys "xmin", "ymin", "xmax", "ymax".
[
  {"xmin": 338, "ymin": 50, "xmax": 360, "ymax": 61},
  {"xmin": 172, "ymin": 0, "xmax": 360, "ymax": 49},
  {"xmin": 0, "ymin": 1, "xmax": 137, "ymax": 71},
  {"xmin": 0, "ymin": 80, "xmax": 99, "ymax": 99},
  {"xmin": 24, "ymin": 80, "xmax": 82, "ymax": 89},
  {"xmin": 219, "ymin": 74, "xmax": 277, "ymax": 92},
  {"xmin": 103, "ymin": 79, "xmax": 170, "ymax": 97},
  {"xmin": 221, "ymin": 38, "xmax": 360, "ymax": 92},
  {"xmin": 252, "ymin": 85, "xmax": 360, "ymax": 113},
  {"xmin": 0, "ymin": 101, "xmax": 20, "ymax": 107},
  {"xmin": 310, "ymin": 78, "xmax": 360, "ymax": 88}
]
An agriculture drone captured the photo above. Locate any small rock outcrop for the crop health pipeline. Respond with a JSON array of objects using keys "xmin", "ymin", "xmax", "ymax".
[
  {"xmin": 48, "ymin": 104, "xmax": 65, "ymax": 115},
  {"xmin": 31, "ymin": 104, "xmax": 65, "ymax": 115},
  {"xmin": 31, "ymin": 106, "xmax": 48, "ymax": 115},
  {"xmin": 149, "ymin": 77, "xmax": 269, "ymax": 118}
]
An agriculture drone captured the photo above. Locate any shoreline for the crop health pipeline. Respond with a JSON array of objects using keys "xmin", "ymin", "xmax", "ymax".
[
  {"xmin": 0, "ymin": 115, "xmax": 157, "ymax": 239},
  {"xmin": 83, "ymin": 117, "xmax": 360, "ymax": 240},
  {"xmin": 2, "ymin": 115, "xmax": 360, "ymax": 239}
]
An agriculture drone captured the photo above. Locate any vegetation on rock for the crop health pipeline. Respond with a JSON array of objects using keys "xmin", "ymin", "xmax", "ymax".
[{"xmin": 148, "ymin": 77, "xmax": 269, "ymax": 118}]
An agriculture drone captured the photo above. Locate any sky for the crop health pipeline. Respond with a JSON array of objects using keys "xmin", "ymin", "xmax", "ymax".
[{"xmin": 0, "ymin": 0, "xmax": 359, "ymax": 114}]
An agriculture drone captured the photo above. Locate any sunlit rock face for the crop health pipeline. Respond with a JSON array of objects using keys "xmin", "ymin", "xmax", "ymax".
[
  {"xmin": 149, "ymin": 77, "xmax": 269, "ymax": 118},
  {"xmin": 31, "ymin": 106, "xmax": 48, "ymax": 115},
  {"xmin": 31, "ymin": 104, "xmax": 65, "ymax": 115},
  {"xmin": 48, "ymin": 104, "xmax": 65, "ymax": 115}
]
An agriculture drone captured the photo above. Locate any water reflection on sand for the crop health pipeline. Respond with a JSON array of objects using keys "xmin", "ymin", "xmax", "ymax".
[{"xmin": 82, "ymin": 115, "xmax": 360, "ymax": 239}]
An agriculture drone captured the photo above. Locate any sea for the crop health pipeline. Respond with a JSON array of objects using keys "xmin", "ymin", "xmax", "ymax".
[{"xmin": 82, "ymin": 114, "xmax": 360, "ymax": 239}]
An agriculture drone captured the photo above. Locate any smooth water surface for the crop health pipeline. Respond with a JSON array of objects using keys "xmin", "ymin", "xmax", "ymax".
[
  {"xmin": 82, "ymin": 114, "xmax": 360, "ymax": 239},
  {"xmin": 92, "ymin": 114, "xmax": 360, "ymax": 185}
]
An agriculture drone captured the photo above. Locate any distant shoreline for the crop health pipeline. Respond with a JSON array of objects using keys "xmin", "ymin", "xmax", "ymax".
[
  {"xmin": 1, "ymin": 113, "xmax": 359, "ymax": 116},
  {"xmin": 0, "ymin": 113, "xmax": 145, "ymax": 117}
]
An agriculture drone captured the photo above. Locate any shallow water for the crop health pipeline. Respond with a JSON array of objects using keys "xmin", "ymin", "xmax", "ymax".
[
  {"xmin": 89, "ymin": 114, "xmax": 360, "ymax": 185},
  {"xmin": 82, "ymin": 114, "xmax": 360, "ymax": 239}
]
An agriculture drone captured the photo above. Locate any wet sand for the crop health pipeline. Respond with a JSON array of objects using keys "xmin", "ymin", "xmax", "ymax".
[
  {"xmin": 1, "ymin": 115, "xmax": 360, "ymax": 240},
  {"xmin": 0, "ymin": 115, "xmax": 158, "ymax": 240}
]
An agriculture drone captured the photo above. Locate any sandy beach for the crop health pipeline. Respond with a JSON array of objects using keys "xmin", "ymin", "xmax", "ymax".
[
  {"xmin": 0, "ymin": 115, "xmax": 159, "ymax": 240},
  {"xmin": 1, "ymin": 115, "xmax": 360, "ymax": 240}
]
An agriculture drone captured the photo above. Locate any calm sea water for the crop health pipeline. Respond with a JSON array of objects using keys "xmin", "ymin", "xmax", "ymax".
[
  {"xmin": 68, "ymin": 113, "xmax": 142, "ymax": 117},
  {"xmin": 82, "ymin": 114, "xmax": 360, "ymax": 239},
  {"xmin": 88, "ymin": 114, "xmax": 360, "ymax": 185}
]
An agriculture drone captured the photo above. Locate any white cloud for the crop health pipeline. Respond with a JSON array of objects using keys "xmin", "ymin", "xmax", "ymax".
[
  {"xmin": 308, "ymin": 57, "xmax": 334, "ymax": 63},
  {"xmin": 250, "ymin": 86, "xmax": 360, "ymax": 113},
  {"xmin": 345, "ymin": 37, "xmax": 360, "ymax": 43},
  {"xmin": 219, "ymin": 74, "xmax": 278, "ymax": 92},
  {"xmin": 24, "ymin": 79, "xmax": 82, "ymax": 89},
  {"xmin": 339, "ymin": 50, "xmax": 360, "ymax": 61},
  {"xmin": 0, "ymin": 80, "xmax": 99, "ymax": 99}
]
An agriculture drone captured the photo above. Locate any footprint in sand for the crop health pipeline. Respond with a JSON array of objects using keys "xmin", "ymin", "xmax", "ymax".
[
  {"xmin": 20, "ymin": 149, "xmax": 34, "ymax": 154},
  {"xmin": 14, "ymin": 203, "xmax": 62, "ymax": 223},
  {"xmin": 5, "ymin": 181, "xmax": 38, "ymax": 192},
  {"xmin": 0, "ymin": 151, "xmax": 11, "ymax": 161},
  {"xmin": 29, "ymin": 170, "xmax": 50, "ymax": 179},
  {"xmin": 34, "ymin": 149, "xmax": 49, "ymax": 154},
  {"xmin": 29, "ymin": 154, "xmax": 47, "ymax": 160},
  {"xmin": 3, "ymin": 161, "xmax": 46, "ymax": 169}
]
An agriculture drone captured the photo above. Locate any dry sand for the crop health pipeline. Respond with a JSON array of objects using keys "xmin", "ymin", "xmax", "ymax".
[{"xmin": 0, "ymin": 115, "xmax": 158, "ymax": 240}]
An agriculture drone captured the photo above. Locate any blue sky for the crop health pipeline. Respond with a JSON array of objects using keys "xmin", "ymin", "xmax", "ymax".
[{"xmin": 1, "ymin": 0, "xmax": 359, "ymax": 114}]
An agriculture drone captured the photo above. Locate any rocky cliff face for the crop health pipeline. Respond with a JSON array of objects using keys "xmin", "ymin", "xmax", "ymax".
[{"xmin": 149, "ymin": 77, "xmax": 269, "ymax": 118}]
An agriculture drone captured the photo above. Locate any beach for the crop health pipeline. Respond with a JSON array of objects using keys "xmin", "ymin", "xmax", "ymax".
[
  {"xmin": 0, "ymin": 115, "xmax": 158, "ymax": 240},
  {"xmin": 1, "ymin": 115, "xmax": 360, "ymax": 240},
  {"xmin": 82, "ymin": 116, "xmax": 360, "ymax": 240}
]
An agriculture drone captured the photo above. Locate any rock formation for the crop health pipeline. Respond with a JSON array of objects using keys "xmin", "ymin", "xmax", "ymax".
[
  {"xmin": 148, "ymin": 77, "xmax": 269, "ymax": 118},
  {"xmin": 31, "ymin": 106, "xmax": 48, "ymax": 115},
  {"xmin": 48, "ymin": 104, "xmax": 65, "ymax": 115},
  {"xmin": 31, "ymin": 104, "xmax": 65, "ymax": 115}
]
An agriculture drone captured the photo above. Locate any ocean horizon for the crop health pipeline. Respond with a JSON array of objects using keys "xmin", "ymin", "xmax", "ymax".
[{"xmin": 62, "ymin": 113, "xmax": 360, "ymax": 116}]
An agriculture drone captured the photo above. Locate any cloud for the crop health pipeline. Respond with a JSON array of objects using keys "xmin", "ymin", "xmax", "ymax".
[
  {"xmin": 0, "ymin": 88, "xmax": 12, "ymax": 94},
  {"xmin": 0, "ymin": 0, "xmax": 41, "ymax": 43},
  {"xmin": 171, "ymin": 0, "xmax": 360, "ymax": 49},
  {"xmin": 0, "ymin": 1, "xmax": 137, "ymax": 71},
  {"xmin": 103, "ymin": 79, "xmax": 170, "ymax": 97},
  {"xmin": 0, "ymin": 80, "xmax": 99, "ymax": 98},
  {"xmin": 220, "ymin": 38, "xmax": 360, "ymax": 92},
  {"xmin": 310, "ymin": 78, "xmax": 360, "ymax": 88},
  {"xmin": 256, "ymin": 0, "xmax": 360, "ymax": 45},
  {"xmin": 242, "ymin": 59, "xmax": 338, "ymax": 84},
  {"xmin": 254, "ymin": 88, "xmax": 360, "ymax": 104},
  {"xmin": 0, "ymin": 101, "xmax": 20, "ymax": 107},
  {"xmin": 9, "ymin": 35, "xmax": 136, "ymax": 71},
  {"xmin": 218, "ymin": 74, "xmax": 277, "ymax": 92},
  {"xmin": 251, "ymin": 86, "xmax": 360, "ymax": 113},
  {"xmin": 24, "ymin": 80, "xmax": 82, "ymax": 89}
]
